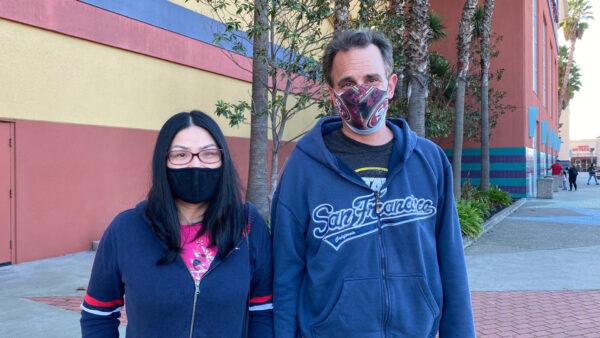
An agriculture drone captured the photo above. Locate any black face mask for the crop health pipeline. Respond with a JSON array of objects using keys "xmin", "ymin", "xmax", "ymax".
[{"xmin": 166, "ymin": 167, "xmax": 223, "ymax": 204}]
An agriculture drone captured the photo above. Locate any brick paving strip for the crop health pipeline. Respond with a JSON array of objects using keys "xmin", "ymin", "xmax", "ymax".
[
  {"xmin": 27, "ymin": 290, "xmax": 600, "ymax": 337},
  {"xmin": 472, "ymin": 291, "xmax": 600, "ymax": 337}
]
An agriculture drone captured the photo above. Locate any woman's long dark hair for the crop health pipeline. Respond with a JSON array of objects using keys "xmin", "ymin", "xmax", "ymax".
[{"xmin": 145, "ymin": 111, "xmax": 245, "ymax": 265}]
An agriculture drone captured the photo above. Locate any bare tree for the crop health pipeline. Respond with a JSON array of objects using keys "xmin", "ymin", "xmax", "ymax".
[
  {"xmin": 199, "ymin": 0, "xmax": 332, "ymax": 217},
  {"xmin": 480, "ymin": 0, "xmax": 496, "ymax": 192},
  {"xmin": 452, "ymin": 0, "xmax": 478, "ymax": 200},
  {"xmin": 247, "ymin": 0, "xmax": 271, "ymax": 217},
  {"xmin": 405, "ymin": 0, "xmax": 431, "ymax": 136},
  {"xmin": 388, "ymin": 0, "xmax": 407, "ymax": 101}
]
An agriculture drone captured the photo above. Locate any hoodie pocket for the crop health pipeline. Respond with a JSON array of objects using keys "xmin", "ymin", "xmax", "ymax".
[
  {"xmin": 311, "ymin": 277, "xmax": 383, "ymax": 338},
  {"xmin": 387, "ymin": 275, "xmax": 440, "ymax": 337}
]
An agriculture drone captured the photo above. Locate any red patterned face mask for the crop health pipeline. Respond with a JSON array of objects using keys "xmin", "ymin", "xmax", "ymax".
[{"xmin": 334, "ymin": 84, "xmax": 389, "ymax": 135}]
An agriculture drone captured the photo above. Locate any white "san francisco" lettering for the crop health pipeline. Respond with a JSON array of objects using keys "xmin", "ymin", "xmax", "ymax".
[{"xmin": 311, "ymin": 189, "xmax": 437, "ymax": 250}]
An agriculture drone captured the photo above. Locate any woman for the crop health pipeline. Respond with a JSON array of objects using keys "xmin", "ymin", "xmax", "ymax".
[
  {"xmin": 81, "ymin": 111, "xmax": 273, "ymax": 337},
  {"xmin": 568, "ymin": 165, "xmax": 578, "ymax": 191}
]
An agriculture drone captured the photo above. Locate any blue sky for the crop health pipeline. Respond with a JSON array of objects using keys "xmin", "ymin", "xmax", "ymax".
[{"xmin": 568, "ymin": 0, "xmax": 599, "ymax": 140}]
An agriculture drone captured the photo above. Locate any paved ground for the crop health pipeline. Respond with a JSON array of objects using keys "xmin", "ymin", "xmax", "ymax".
[
  {"xmin": 0, "ymin": 251, "xmax": 126, "ymax": 337},
  {"xmin": 1, "ymin": 175, "xmax": 599, "ymax": 337},
  {"xmin": 466, "ymin": 175, "xmax": 600, "ymax": 337}
]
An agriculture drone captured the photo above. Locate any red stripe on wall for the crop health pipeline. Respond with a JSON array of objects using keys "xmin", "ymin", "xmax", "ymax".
[
  {"xmin": 0, "ymin": 0, "xmax": 311, "ymax": 94},
  {"xmin": 10, "ymin": 119, "xmax": 295, "ymax": 262},
  {"xmin": 0, "ymin": 0, "xmax": 251, "ymax": 81}
]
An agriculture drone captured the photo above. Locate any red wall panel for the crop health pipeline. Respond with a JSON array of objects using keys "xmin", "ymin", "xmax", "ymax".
[
  {"xmin": 12, "ymin": 119, "xmax": 293, "ymax": 262},
  {"xmin": 14, "ymin": 120, "xmax": 156, "ymax": 262}
]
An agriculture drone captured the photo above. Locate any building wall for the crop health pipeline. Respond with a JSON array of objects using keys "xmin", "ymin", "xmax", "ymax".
[
  {"xmin": 558, "ymin": 106, "xmax": 572, "ymax": 160},
  {"xmin": 430, "ymin": 0, "xmax": 560, "ymax": 198},
  {"xmin": 0, "ymin": 0, "xmax": 312, "ymax": 263},
  {"xmin": 570, "ymin": 138, "xmax": 600, "ymax": 170}
]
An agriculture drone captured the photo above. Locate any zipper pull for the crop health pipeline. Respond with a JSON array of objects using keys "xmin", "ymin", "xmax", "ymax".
[
  {"xmin": 194, "ymin": 281, "xmax": 200, "ymax": 295},
  {"xmin": 374, "ymin": 191, "xmax": 382, "ymax": 215}
]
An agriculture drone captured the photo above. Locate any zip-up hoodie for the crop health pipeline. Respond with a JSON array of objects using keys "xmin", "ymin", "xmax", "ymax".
[
  {"xmin": 80, "ymin": 202, "xmax": 273, "ymax": 338},
  {"xmin": 272, "ymin": 117, "xmax": 475, "ymax": 338}
]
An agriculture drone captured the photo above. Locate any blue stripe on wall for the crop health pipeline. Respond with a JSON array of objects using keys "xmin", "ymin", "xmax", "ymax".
[
  {"xmin": 541, "ymin": 120, "xmax": 548, "ymax": 144},
  {"xmin": 444, "ymin": 147, "xmax": 525, "ymax": 156},
  {"xmin": 461, "ymin": 178, "xmax": 526, "ymax": 187},
  {"xmin": 528, "ymin": 106, "xmax": 538, "ymax": 138},
  {"xmin": 459, "ymin": 162, "xmax": 526, "ymax": 171},
  {"xmin": 79, "ymin": 0, "xmax": 253, "ymax": 57}
]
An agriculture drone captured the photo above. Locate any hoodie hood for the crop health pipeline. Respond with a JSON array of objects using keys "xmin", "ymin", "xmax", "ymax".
[{"xmin": 296, "ymin": 116, "xmax": 418, "ymax": 180}]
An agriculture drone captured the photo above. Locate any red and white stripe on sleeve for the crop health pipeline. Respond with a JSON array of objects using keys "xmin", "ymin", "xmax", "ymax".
[{"xmin": 248, "ymin": 294, "xmax": 273, "ymax": 312}]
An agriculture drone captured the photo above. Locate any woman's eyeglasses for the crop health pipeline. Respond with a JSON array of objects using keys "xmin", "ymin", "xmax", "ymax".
[{"xmin": 167, "ymin": 149, "xmax": 223, "ymax": 165}]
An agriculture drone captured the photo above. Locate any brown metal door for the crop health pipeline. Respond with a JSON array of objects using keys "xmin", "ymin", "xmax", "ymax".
[{"xmin": 0, "ymin": 122, "xmax": 12, "ymax": 265}]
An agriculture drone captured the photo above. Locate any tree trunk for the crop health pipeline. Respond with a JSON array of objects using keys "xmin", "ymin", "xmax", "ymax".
[
  {"xmin": 334, "ymin": 0, "xmax": 350, "ymax": 35},
  {"xmin": 405, "ymin": 0, "xmax": 430, "ymax": 137},
  {"xmin": 452, "ymin": 0, "xmax": 477, "ymax": 201},
  {"xmin": 407, "ymin": 74, "xmax": 428, "ymax": 135},
  {"xmin": 389, "ymin": 0, "xmax": 406, "ymax": 103},
  {"xmin": 480, "ymin": 0, "xmax": 495, "ymax": 192},
  {"xmin": 270, "ymin": 143, "xmax": 280, "ymax": 202},
  {"xmin": 452, "ymin": 79, "xmax": 467, "ymax": 200},
  {"xmin": 559, "ymin": 37, "xmax": 577, "ymax": 110},
  {"xmin": 247, "ymin": 0, "xmax": 270, "ymax": 218}
]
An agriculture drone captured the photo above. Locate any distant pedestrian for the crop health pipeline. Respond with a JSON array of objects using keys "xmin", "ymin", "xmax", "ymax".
[
  {"xmin": 550, "ymin": 160, "xmax": 563, "ymax": 176},
  {"xmin": 550, "ymin": 160, "xmax": 564, "ymax": 193},
  {"xmin": 562, "ymin": 171, "xmax": 568, "ymax": 190},
  {"xmin": 568, "ymin": 165, "xmax": 578, "ymax": 191},
  {"xmin": 587, "ymin": 164, "xmax": 598, "ymax": 185}
]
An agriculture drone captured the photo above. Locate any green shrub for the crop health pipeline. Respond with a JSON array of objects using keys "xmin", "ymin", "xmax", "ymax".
[
  {"xmin": 457, "ymin": 200, "xmax": 484, "ymax": 238},
  {"xmin": 461, "ymin": 181, "xmax": 492, "ymax": 218},
  {"xmin": 485, "ymin": 186, "xmax": 512, "ymax": 208},
  {"xmin": 461, "ymin": 180, "xmax": 480, "ymax": 201},
  {"xmin": 469, "ymin": 198, "xmax": 491, "ymax": 218}
]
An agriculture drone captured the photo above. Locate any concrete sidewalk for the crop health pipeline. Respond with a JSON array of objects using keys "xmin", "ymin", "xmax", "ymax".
[
  {"xmin": 1, "ymin": 175, "xmax": 599, "ymax": 337},
  {"xmin": 0, "ymin": 251, "xmax": 100, "ymax": 337},
  {"xmin": 466, "ymin": 175, "xmax": 600, "ymax": 337}
]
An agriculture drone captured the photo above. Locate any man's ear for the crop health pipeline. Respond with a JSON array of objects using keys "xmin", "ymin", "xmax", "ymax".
[
  {"xmin": 327, "ymin": 85, "xmax": 336, "ymax": 103},
  {"xmin": 387, "ymin": 73, "xmax": 398, "ymax": 99}
]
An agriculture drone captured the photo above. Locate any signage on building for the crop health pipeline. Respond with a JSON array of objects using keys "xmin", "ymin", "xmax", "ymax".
[{"xmin": 571, "ymin": 145, "xmax": 597, "ymax": 157}]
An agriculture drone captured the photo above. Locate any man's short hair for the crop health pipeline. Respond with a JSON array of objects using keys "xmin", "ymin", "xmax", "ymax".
[{"xmin": 322, "ymin": 29, "xmax": 394, "ymax": 86}]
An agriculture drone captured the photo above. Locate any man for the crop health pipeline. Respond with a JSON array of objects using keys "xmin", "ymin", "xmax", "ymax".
[
  {"xmin": 272, "ymin": 29, "xmax": 475, "ymax": 338},
  {"xmin": 550, "ymin": 161, "xmax": 563, "ymax": 176},
  {"xmin": 568, "ymin": 164, "xmax": 579, "ymax": 191},
  {"xmin": 587, "ymin": 163, "xmax": 599, "ymax": 185},
  {"xmin": 549, "ymin": 160, "xmax": 564, "ymax": 192}
]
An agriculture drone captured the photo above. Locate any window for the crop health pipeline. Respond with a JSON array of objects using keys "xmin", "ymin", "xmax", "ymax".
[
  {"xmin": 532, "ymin": 0, "xmax": 538, "ymax": 94},
  {"xmin": 550, "ymin": 43, "xmax": 555, "ymax": 116},
  {"xmin": 542, "ymin": 18, "xmax": 547, "ymax": 107}
]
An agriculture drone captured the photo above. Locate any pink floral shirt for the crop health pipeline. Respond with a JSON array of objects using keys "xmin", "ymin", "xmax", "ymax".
[{"xmin": 180, "ymin": 224, "xmax": 218, "ymax": 283}]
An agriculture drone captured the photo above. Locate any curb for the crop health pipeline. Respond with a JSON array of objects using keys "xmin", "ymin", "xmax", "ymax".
[{"xmin": 462, "ymin": 198, "xmax": 527, "ymax": 249}]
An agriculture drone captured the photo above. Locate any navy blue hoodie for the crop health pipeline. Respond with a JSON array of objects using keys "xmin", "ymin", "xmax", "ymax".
[
  {"xmin": 80, "ymin": 202, "xmax": 273, "ymax": 338},
  {"xmin": 272, "ymin": 117, "xmax": 475, "ymax": 338}
]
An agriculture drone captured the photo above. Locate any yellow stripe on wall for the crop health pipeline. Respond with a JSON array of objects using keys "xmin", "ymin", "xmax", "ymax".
[{"xmin": 0, "ymin": 19, "xmax": 319, "ymax": 140}]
